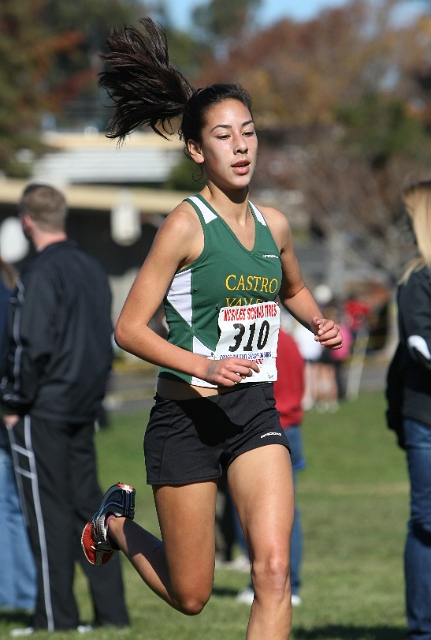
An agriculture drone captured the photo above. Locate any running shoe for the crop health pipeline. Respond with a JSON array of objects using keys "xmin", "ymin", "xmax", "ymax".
[
  {"xmin": 236, "ymin": 587, "xmax": 254, "ymax": 605},
  {"xmin": 81, "ymin": 482, "xmax": 135, "ymax": 567},
  {"xmin": 10, "ymin": 626, "xmax": 92, "ymax": 636}
]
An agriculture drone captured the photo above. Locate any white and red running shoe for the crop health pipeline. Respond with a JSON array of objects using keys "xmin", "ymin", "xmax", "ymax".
[{"xmin": 81, "ymin": 482, "xmax": 135, "ymax": 567}]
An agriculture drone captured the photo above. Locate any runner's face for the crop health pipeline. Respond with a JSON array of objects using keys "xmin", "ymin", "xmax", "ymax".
[{"xmin": 189, "ymin": 99, "xmax": 258, "ymax": 190}]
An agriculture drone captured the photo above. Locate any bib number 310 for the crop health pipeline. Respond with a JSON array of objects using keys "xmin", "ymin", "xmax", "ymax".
[
  {"xmin": 228, "ymin": 320, "xmax": 270, "ymax": 352},
  {"xmin": 213, "ymin": 302, "xmax": 280, "ymax": 384}
]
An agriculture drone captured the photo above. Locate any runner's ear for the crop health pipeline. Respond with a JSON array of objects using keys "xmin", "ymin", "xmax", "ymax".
[{"xmin": 187, "ymin": 139, "xmax": 204, "ymax": 164}]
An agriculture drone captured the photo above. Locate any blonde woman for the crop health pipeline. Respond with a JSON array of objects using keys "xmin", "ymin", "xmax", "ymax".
[{"xmin": 388, "ymin": 180, "xmax": 431, "ymax": 640}]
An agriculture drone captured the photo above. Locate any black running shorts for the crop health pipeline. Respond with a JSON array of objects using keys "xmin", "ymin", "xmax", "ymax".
[{"xmin": 144, "ymin": 383, "xmax": 290, "ymax": 485}]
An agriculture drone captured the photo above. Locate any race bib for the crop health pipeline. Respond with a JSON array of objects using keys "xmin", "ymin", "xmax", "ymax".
[{"xmin": 213, "ymin": 302, "xmax": 280, "ymax": 383}]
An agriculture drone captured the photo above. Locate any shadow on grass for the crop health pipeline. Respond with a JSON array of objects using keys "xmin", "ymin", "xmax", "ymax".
[
  {"xmin": 0, "ymin": 609, "xmax": 32, "ymax": 626},
  {"xmin": 211, "ymin": 587, "xmax": 242, "ymax": 597},
  {"xmin": 293, "ymin": 626, "xmax": 406, "ymax": 640}
]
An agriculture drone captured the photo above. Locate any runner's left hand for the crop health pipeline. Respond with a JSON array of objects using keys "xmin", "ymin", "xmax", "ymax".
[{"xmin": 312, "ymin": 317, "xmax": 343, "ymax": 350}]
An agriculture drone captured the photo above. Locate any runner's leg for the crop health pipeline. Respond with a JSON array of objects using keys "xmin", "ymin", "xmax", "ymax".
[
  {"xmin": 228, "ymin": 444, "xmax": 294, "ymax": 640},
  {"xmin": 108, "ymin": 479, "xmax": 218, "ymax": 614}
]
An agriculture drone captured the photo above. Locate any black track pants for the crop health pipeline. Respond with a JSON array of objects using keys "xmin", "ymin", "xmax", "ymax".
[{"xmin": 9, "ymin": 416, "xmax": 130, "ymax": 631}]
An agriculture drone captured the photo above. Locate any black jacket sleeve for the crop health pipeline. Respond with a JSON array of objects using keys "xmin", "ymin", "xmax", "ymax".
[
  {"xmin": 398, "ymin": 270, "xmax": 431, "ymax": 372},
  {"xmin": 385, "ymin": 342, "xmax": 408, "ymax": 449},
  {"xmin": 0, "ymin": 269, "xmax": 58, "ymax": 414}
]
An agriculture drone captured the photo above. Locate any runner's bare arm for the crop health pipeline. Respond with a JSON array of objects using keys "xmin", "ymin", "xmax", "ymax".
[
  {"xmin": 261, "ymin": 206, "xmax": 343, "ymax": 349},
  {"xmin": 115, "ymin": 205, "xmax": 259, "ymax": 385}
]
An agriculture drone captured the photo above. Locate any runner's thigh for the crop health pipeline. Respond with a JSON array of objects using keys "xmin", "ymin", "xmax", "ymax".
[
  {"xmin": 153, "ymin": 480, "xmax": 218, "ymax": 597},
  {"xmin": 227, "ymin": 445, "xmax": 294, "ymax": 560}
]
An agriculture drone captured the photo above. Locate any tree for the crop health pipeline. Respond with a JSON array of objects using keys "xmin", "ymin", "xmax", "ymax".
[
  {"xmin": 39, "ymin": 0, "xmax": 149, "ymax": 128},
  {"xmin": 192, "ymin": 0, "xmax": 262, "ymax": 52},
  {"xmin": 194, "ymin": 0, "xmax": 431, "ymax": 128},
  {"xmin": 251, "ymin": 97, "xmax": 431, "ymax": 284},
  {"xmin": 0, "ymin": 0, "xmax": 148, "ymax": 175},
  {"xmin": 193, "ymin": 0, "xmax": 431, "ymax": 282},
  {"xmin": 0, "ymin": 0, "xmax": 47, "ymax": 176},
  {"xmin": 148, "ymin": 1, "xmax": 209, "ymax": 79}
]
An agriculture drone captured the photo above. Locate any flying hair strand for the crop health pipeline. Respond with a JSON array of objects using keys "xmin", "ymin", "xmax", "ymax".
[{"xmin": 99, "ymin": 17, "xmax": 195, "ymax": 141}]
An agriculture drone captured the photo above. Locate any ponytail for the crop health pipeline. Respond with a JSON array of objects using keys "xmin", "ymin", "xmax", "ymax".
[
  {"xmin": 99, "ymin": 17, "xmax": 253, "ymax": 147},
  {"xmin": 99, "ymin": 17, "xmax": 194, "ymax": 141}
]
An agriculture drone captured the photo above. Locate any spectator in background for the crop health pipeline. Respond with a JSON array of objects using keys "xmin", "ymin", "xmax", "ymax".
[
  {"xmin": 318, "ymin": 299, "xmax": 353, "ymax": 404},
  {"xmin": 0, "ymin": 259, "xmax": 37, "ymax": 613},
  {"xmin": 387, "ymin": 180, "xmax": 431, "ymax": 640},
  {"xmin": 293, "ymin": 320, "xmax": 322, "ymax": 410},
  {"xmin": 0, "ymin": 258, "xmax": 19, "ymax": 294},
  {"xmin": 0, "ymin": 259, "xmax": 15, "ymax": 354},
  {"xmin": 0, "ymin": 184, "xmax": 130, "ymax": 634},
  {"xmin": 215, "ymin": 471, "xmax": 250, "ymax": 570},
  {"xmin": 343, "ymin": 294, "xmax": 372, "ymax": 344},
  {"xmin": 330, "ymin": 320, "xmax": 352, "ymax": 402},
  {"xmin": 313, "ymin": 286, "xmax": 343, "ymax": 411},
  {"xmin": 366, "ymin": 282, "xmax": 391, "ymax": 353}
]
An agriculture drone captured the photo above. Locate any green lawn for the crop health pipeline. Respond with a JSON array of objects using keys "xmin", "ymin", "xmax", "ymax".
[{"xmin": 1, "ymin": 391, "xmax": 409, "ymax": 639}]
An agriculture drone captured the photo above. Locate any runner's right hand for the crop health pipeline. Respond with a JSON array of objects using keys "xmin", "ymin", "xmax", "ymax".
[{"xmin": 203, "ymin": 358, "xmax": 260, "ymax": 387}]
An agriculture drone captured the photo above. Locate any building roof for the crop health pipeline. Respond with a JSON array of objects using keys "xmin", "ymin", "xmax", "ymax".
[
  {"xmin": 33, "ymin": 131, "xmax": 184, "ymax": 185},
  {"xmin": 41, "ymin": 131, "xmax": 183, "ymax": 149},
  {"xmin": 0, "ymin": 178, "xmax": 191, "ymax": 215}
]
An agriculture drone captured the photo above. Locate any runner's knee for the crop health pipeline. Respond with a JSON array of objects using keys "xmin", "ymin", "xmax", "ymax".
[
  {"xmin": 171, "ymin": 587, "xmax": 211, "ymax": 616},
  {"xmin": 251, "ymin": 552, "xmax": 290, "ymax": 598}
]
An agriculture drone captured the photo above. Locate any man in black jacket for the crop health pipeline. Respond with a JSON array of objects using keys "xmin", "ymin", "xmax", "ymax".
[{"xmin": 0, "ymin": 184, "xmax": 130, "ymax": 633}]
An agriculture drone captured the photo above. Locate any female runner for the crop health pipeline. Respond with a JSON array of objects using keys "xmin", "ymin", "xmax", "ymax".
[{"xmin": 82, "ymin": 18, "xmax": 342, "ymax": 640}]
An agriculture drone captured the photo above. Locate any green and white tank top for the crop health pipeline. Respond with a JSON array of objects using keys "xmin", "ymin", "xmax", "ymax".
[{"xmin": 159, "ymin": 194, "xmax": 282, "ymax": 387}]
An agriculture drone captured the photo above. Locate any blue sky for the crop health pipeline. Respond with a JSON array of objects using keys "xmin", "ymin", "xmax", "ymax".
[
  {"xmin": 164, "ymin": 0, "xmax": 427, "ymax": 30},
  {"xmin": 164, "ymin": 0, "xmax": 349, "ymax": 30}
]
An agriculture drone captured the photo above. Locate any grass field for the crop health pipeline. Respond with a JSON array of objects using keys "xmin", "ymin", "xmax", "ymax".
[{"xmin": 1, "ymin": 391, "xmax": 410, "ymax": 639}]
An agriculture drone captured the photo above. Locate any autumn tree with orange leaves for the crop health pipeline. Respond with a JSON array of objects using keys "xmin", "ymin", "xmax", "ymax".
[
  {"xmin": 0, "ymin": 0, "xmax": 146, "ymax": 176},
  {"xmin": 0, "ymin": 0, "xmax": 47, "ymax": 176},
  {"xmin": 191, "ymin": 0, "xmax": 431, "ymax": 281}
]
